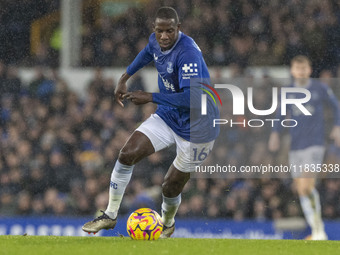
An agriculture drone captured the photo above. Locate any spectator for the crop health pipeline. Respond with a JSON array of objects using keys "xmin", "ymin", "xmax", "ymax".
[{"xmin": 2, "ymin": 66, "xmax": 21, "ymax": 100}]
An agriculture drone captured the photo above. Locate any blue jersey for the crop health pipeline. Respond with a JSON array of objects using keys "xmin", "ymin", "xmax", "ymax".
[
  {"xmin": 126, "ymin": 32, "xmax": 219, "ymax": 143},
  {"xmin": 274, "ymin": 80, "xmax": 340, "ymax": 150}
]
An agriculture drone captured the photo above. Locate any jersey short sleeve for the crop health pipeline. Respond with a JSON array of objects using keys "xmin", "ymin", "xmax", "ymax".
[
  {"xmin": 126, "ymin": 38, "xmax": 154, "ymax": 76},
  {"xmin": 177, "ymin": 50, "xmax": 204, "ymax": 89}
]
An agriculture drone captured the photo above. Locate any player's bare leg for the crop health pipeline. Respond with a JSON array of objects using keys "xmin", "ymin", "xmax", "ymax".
[
  {"xmin": 294, "ymin": 178, "xmax": 327, "ymax": 240},
  {"xmin": 118, "ymin": 131, "xmax": 155, "ymax": 166},
  {"xmin": 82, "ymin": 131, "xmax": 155, "ymax": 233},
  {"xmin": 159, "ymin": 164, "xmax": 190, "ymax": 238}
]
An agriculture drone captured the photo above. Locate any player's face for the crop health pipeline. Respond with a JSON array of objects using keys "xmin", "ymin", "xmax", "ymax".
[
  {"xmin": 154, "ymin": 18, "xmax": 180, "ymax": 51},
  {"xmin": 290, "ymin": 62, "xmax": 312, "ymax": 80}
]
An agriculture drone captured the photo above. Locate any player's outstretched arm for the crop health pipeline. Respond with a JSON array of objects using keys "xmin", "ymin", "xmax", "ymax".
[
  {"xmin": 123, "ymin": 90, "xmax": 152, "ymax": 105},
  {"xmin": 330, "ymin": 126, "xmax": 340, "ymax": 147},
  {"xmin": 115, "ymin": 72, "xmax": 131, "ymax": 107},
  {"xmin": 268, "ymin": 131, "xmax": 280, "ymax": 152}
]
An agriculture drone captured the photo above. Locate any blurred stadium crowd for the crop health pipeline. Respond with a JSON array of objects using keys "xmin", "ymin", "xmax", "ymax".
[
  {"xmin": 79, "ymin": 0, "xmax": 340, "ymax": 74},
  {"xmin": 1, "ymin": 0, "xmax": 340, "ymax": 76},
  {"xmin": 1, "ymin": 62, "xmax": 340, "ymax": 220}
]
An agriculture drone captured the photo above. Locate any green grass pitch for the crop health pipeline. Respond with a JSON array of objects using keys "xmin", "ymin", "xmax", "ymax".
[{"xmin": 1, "ymin": 236, "xmax": 340, "ymax": 255}]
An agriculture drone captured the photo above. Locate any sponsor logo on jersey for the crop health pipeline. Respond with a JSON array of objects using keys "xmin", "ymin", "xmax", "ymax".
[
  {"xmin": 182, "ymin": 63, "xmax": 198, "ymax": 79},
  {"xmin": 160, "ymin": 75, "xmax": 176, "ymax": 92},
  {"xmin": 153, "ymin": 53, "xmax": 158, "ymax": 61}
]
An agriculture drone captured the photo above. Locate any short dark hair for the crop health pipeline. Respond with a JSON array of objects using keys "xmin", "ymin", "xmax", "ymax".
[
  {"xmin": 291, "ymin": 55, "xmax": 312, "ymax": 67},
  {"xmin": 155, "ymin": 7, "xmax": 179, "ymax": 24}
]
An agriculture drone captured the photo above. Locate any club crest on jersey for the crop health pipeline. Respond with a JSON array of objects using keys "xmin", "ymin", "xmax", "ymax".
[{"xmin": 167, "ymin": 62, "xmax": 173, "ymax": 73}]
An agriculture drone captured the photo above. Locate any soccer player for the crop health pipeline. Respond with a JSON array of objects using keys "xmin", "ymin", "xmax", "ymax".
[
  {"xmin": 268, "ymin": 55, "xmax": 340, "ymax": 240},
  {"xmin": 82, "ymin": 7, "xmax": 219, "ymax": 238}
]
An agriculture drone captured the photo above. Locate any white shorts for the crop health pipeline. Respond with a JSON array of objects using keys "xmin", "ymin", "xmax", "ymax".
[
  {"xmin": 136, "ymin": 114, "xmax": 215, "ymax": 173},
  {"xmin": 289, "ymin": 145, "xmax": 325, "ymax": 178}
]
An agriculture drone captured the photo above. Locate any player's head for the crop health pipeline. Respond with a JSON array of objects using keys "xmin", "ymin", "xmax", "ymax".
[
  {"xmin": 290, "ymin": 55, "xmax": 312, "ymax": 80},
  {"xmin": 154, "ymin": 7, "xmax": 180, "ymax": 51}
]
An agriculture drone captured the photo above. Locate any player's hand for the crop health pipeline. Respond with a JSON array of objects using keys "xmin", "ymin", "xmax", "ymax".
[
  {"xmin": 268, "ymin": 132, "xmax": 280, "ymax": 152},
  {"xmin": 115, "ymin": 73, "xmax": 130, "ymax": 107},
  {"xmin": 123, "ymin": 91, "xmax": 152, "ymax": 105},
  {"xmin": 330, "ymin": 126, "xmax": 340, "ymax": 147}
]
